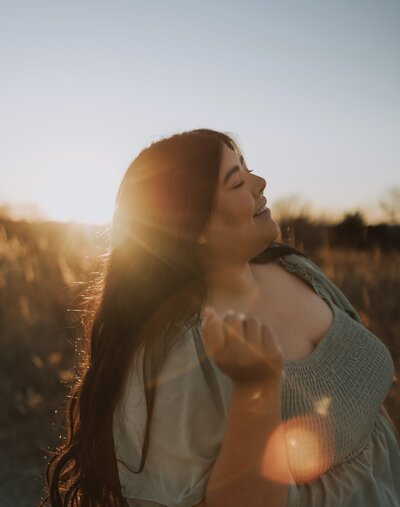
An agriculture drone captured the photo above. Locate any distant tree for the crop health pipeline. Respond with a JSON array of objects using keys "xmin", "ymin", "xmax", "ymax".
[
  {"xmin": 340, "ymin": 210, "xmax": 366, "ymax": 228},
  {"xmin": 334, "ymin": 210, "xmax": 367, "ymax": 248},
  {"xmin": 379, "ymin": 186, "xmax": 400, "ymax": 225}
]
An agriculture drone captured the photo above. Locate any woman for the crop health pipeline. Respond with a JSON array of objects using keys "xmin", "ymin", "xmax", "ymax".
[{"xmin": 43, "ymin": 129, "xmax": 400, "ymax": 506}]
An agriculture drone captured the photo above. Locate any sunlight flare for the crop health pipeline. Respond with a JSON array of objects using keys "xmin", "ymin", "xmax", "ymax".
[{"xmin": 261, "ymin": 415, "xmax": 334, "ymax": 484}]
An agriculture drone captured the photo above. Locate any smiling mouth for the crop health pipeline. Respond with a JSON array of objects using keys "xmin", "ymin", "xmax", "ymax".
[{"xmin": 253, "ymin": 204, "xmax": 269, "ymax": 217}]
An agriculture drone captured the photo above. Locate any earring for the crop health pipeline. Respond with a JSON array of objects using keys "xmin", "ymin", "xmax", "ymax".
[{"xmin": 197, "ymin": 235, "xmax": 206, "ymax": 245}]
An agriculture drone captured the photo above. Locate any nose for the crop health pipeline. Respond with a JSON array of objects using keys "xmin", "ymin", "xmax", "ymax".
[{"xmin": 253, "ymin": 176, "xmax": 266, "ymax": 198}]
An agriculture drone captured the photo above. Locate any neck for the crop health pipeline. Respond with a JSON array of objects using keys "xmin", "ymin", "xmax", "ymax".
[{"xmin": 204, "ymin": 261, "xmax": 262, "ymax": 310}]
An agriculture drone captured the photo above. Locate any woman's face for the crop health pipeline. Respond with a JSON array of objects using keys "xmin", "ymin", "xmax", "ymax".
[{"xmin": 198, "ymin": 143, "xmax": 280, "ymax": 263}]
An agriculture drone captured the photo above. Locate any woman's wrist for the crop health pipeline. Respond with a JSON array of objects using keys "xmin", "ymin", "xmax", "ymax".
[
  {"xmin": 231, "ymin": 377, "xmax": 282, "ymax": 414},
  {"xmin": 232, "ymin": 376, "xmax": 282, "ymax": 396}
]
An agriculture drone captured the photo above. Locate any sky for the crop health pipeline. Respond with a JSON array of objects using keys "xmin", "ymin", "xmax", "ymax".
[{"xmin": 1, "ymin": 0, "xmax": 399, "ymax": 226}]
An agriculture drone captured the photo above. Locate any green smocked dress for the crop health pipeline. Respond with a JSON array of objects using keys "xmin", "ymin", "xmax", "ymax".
[{"xmin": 113, "ymin": 247, "xmax": 400, "ymax": 507}]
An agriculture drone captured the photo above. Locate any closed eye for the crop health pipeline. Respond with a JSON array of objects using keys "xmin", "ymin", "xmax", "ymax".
[{"xmin": 232, "ymin": 169, "xmax": 254, "ymax": 189}]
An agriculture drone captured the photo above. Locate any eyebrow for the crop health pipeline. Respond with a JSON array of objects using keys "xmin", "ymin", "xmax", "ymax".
[{"xmin": 223, "ymin": 155, "xmax": 245, "ymax": 186}]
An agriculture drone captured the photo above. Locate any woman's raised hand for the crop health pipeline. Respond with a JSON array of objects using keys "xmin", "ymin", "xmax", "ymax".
[{"xmin": 200, "ymin": 307, "xmax": 284, "ymax": 388}]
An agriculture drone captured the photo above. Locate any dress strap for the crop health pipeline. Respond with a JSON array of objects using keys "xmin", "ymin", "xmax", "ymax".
[
  {"xmin": 191, "ymin": 325, "xmax": 226, "ymax": 417},
  {"xmin": 277, "ymin": 257, "xmax": 331, "ymax": 303}
]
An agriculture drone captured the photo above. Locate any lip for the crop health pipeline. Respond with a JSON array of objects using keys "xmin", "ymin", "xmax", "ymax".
[
  {"xmin": 253, "ymin": 198, "xmax": 267, "ymax": 216},
  {"xmin": 254, "ymin": 207, "xmax": 271, "ymax": 217}
]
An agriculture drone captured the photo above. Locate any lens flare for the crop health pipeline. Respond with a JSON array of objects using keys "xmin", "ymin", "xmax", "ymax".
[{"xmin": 261, "ymin": 414, "xmax": 334, "ymax": 484}]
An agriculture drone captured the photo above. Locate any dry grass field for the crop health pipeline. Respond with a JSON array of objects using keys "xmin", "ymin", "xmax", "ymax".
[{"xmin": 0, "ymin": 219, "xmax": 399, "ymax": 506}]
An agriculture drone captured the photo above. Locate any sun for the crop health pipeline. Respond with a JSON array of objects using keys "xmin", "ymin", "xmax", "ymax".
[{"xmin": 41, "ymin": 174, "xmax": 118, "ymax": 225}]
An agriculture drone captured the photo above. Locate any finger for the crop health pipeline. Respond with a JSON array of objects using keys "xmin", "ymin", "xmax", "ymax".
[
  {"xmin": 242, "ymin": 315, "xmax": 262, "ymax": 345},
  {"xmin": 223, "ymin": 311, "xmax": 245, "ymax": 343},
  {"xmin": 201, "ymin": 306, "xmax": 214, "ymax": 323},
  {"xmin": 261, "ymin": 324, "xmax": 283, "ymax": 370},
  {"xmin": 220, "ymin": 312, "xmax": 252, "ymax": 364}
]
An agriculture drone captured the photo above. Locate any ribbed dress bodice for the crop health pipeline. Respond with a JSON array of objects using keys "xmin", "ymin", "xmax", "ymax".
[
  {"xmin": 114, "ymin": 250, "xmax": 400, "ymax": 507},
  {"xmin": 275, "ymin": 257, "xmax": 395, "ymax": 485}
]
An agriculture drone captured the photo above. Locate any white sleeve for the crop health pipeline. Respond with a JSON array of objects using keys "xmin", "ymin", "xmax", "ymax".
[{"xmin": 113, "ymin": 325, "xmax": 231, "ymax": 507}]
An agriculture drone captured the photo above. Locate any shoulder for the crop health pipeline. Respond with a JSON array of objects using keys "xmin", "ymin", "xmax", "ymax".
[
  {"xmin": 250, "ymin": 241, "xmax": 311, "ymax": 265},
  {"xmin": 116, "ymin": 323, "xmax": 230, "ymax": 422},
  {"xmin": 250, "ymin": 241, "xmax": 316, "ymax": 280}
]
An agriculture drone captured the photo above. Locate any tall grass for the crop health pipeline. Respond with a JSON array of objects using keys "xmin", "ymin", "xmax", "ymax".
[{"xmin": 0, "ymin": 219, "xmax": 398, "ymax": 506}]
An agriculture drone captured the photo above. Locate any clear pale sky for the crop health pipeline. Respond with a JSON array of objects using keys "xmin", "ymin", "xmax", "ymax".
[{"xmin": 1, "ymin": 0, "xmax": 399, "ymax": 225}]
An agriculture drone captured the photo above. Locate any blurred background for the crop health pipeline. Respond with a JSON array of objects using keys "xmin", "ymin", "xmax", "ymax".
[{"xmin": 1, "ymin": 0, "xmax": 399, "ymax": 505}]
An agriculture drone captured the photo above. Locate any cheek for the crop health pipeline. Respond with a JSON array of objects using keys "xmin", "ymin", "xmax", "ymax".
[{"xmin": 220, "ymin": 194, "xmax": 254, "ymax": 224}]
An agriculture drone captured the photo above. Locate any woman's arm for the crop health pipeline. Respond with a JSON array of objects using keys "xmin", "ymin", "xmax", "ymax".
[{"xmin": 201, "ymin": 380, "xmax": 296, "ymax": 507}]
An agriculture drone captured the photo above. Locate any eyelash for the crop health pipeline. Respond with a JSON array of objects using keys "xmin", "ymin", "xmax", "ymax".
[{"xmin": 233, "ymin": 170, "xmax": 254, "ymax": 189}]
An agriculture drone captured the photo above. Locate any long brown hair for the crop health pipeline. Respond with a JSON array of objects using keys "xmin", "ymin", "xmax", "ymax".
[{"xmin": 41, "ymin": 128, "xmax": 309, "ymax": 506}]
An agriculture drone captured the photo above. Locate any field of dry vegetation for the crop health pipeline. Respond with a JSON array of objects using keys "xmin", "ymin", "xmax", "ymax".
[{"xmin": 1, "ymin": 218, "xmax": 399, "ymax": 506}]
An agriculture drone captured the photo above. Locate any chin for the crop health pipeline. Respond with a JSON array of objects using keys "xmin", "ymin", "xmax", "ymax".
[
  {"xmin": 263, "ymin": 217, "xmax": 281, "ymax": 241},
  {"xmin": 250, "ymin": 223, "xmax": 281, "ymax": 258},
  {"xmin": 265, "ymin": 223, "xmax": 281, "ymax": 246}
]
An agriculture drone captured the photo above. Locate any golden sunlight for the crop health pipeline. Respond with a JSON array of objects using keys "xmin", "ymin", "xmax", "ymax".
[
  {"xmin": 261, "ymin": 415, "xmax": 334, "ymax": 485},
  {"xmin": 41, "ymin": 175, "xmax": 117, "ymax": 225}
]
